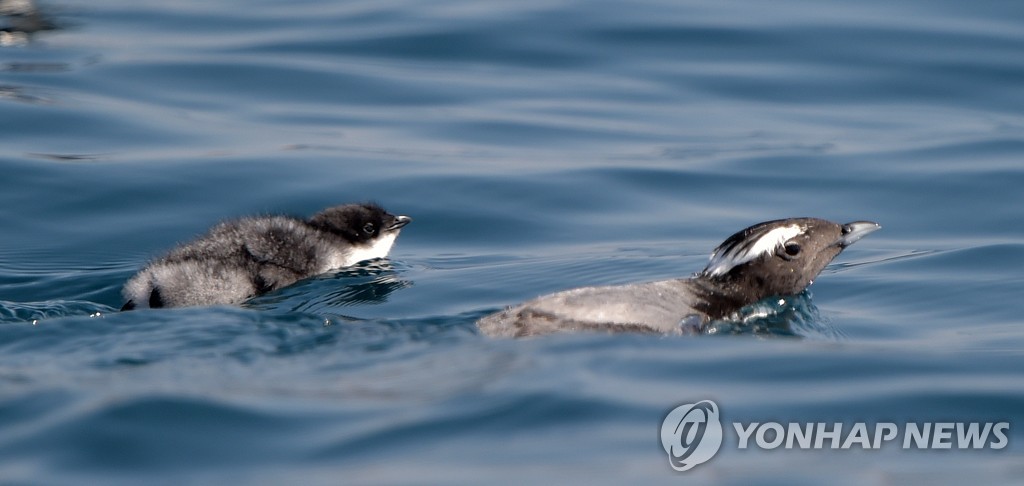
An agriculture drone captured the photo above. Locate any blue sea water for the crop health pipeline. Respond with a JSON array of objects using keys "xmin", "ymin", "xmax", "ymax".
[{"xmin": 2, "ymin": 0, "xmax": 1023, "ymax": 483}]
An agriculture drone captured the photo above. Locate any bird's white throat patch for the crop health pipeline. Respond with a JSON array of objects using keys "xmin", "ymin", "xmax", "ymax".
[
  {"xmin": 704, "ymin": 224, "xmax": 803, "ymax": 277},
  {"xmin": 340, "ymin": 231, "xmax": 399, "ymax": 268}
]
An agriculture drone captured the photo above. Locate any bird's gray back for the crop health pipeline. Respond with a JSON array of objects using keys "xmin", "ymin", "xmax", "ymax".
[
  {"xmin": 165, "ymin": 218, "xmax": 318, "ymax": 269},
  {"xmin": 477, "ymin": 279, "xmax": 704, "ymax": 337},
  {"xmin": 124, "ymin": 216, "xmax": 343, "ymax": 308}
]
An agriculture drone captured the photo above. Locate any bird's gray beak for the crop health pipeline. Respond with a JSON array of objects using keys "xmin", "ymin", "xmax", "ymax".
[
  {"xmin": 837, "ymin": 221, "xmax": 880, "ymax": 248},
  {"xmin": 388, "ymin": 215, "xmax": 412, "ymax": 231}
]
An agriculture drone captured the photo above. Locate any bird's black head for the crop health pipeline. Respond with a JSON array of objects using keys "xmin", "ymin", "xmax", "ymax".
[
  {"xmin": 308, "ymin": 203, "xmax": 412, "ymax": 244},
  {"xmin": 697, "ymin": 218, "xmax": 880, "ymax": 306}
]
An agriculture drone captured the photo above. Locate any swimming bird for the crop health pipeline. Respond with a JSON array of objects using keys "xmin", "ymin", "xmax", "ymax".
[
  {"xmin": 121, "ymin": 203, "xmax": 411, "ymax": 310},
  {"xmin": 477, "ymin": 218, "xmax": 879, "ymax": 337}
]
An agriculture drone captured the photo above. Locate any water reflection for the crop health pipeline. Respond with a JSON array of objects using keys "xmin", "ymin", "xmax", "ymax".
[
  {"xmin": 0, "ymin": 83, "xmax": 52, "ymax": 103},
  {"xmin": 246, "ymin": 260, "xmax": 414, "ymax": 316},
  {"xmin": 1, "ymin": 0, "xmax": 57, "ymax": 46}
]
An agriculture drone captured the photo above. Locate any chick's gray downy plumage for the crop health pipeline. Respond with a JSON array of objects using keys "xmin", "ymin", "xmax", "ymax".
[
  {"xmin": 477, "ymin": 218, "xmax": 879, "ymax": 337},
  {"xmin": 122, "ymin": 203, "xmax": 410, "ymax": 310}
]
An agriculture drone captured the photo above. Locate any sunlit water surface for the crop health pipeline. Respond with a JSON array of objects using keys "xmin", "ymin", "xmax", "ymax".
[{"xmin": 1, "ymin": 0, "xmax": 1023, "ymax": 483}]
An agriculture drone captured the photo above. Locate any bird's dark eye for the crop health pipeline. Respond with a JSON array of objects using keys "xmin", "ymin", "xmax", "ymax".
[
  {"xmin": 784, "ymin": 242, "xmax": 801, "ymax": 256},
  {"xmin": 362, "ymin": 223, "xmax": 375, "ymax": 234}
]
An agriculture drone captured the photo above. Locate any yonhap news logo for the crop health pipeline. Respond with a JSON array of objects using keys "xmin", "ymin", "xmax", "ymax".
[
  {"xmin": 660, "ymin": 400, "xmax": 723, "ymax": 471},
  {"xmin": 660, "ymin": 400, "xmax": 1010, "ymax": 472}
]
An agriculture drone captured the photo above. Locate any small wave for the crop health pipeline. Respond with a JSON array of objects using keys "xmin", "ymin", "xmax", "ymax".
[
  {"xmin": 0, "ymin": 299, "xmax": 114, "ymax": 324},
  {"xmin": 704, "ymin": 291, "xmax": 845, "ymax": 340}
]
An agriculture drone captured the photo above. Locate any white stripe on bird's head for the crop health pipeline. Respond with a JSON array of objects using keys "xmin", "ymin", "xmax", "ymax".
[{"xmin": 703, "ymin": 224, "xmax": 803, "ymax": 277}]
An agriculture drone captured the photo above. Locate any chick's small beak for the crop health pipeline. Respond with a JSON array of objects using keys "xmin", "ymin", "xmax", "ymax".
[
  {"xmin": 838, "ymin": 221, "xmax": 881, "ymax": 248},
  {"xmin": 388, "ymin": 215, "xmax": 412, "ymax": 231}
]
